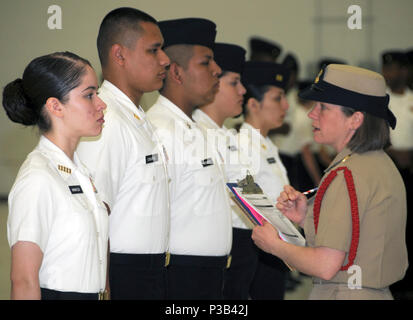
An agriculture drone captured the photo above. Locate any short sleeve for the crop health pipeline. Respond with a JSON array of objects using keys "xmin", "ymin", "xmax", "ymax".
[
  {"xmin": 7, "ymin": 171, "xmax": 55, "ymax": 252},
  {"xmin": 314, "ymin": 171, "xmax": 352, "ymax": 252}
]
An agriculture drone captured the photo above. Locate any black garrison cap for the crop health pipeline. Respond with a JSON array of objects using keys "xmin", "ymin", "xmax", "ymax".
[
  {"xmin": 381, "ymin": 51, "xmax": 409, "ymax": 67},
  {"xmin": 282, "ymin": 53, "xmax": 299, "ymax": 73},
  {"xmin": 214, "ymin": 43, "xmax": 246, "ymax": 74},
  {"xmin": 242, "ymin": 61, "xmax": 289, "ymax": 90},
  {"xmin": 249, "ymin": 37, "xmax": 282, "ymax": 60},
  {"xmin": 406, "ymin": 49, "xmax": 413, "ymax": 64},
  {"xmin": 158, "ymin": 18, "xmax": 217, "ymax": 49}
]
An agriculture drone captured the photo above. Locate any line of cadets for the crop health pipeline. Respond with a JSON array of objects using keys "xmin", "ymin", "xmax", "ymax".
[
  {"xmin": 7, "ymin": 6, "xmax": 413, "ymax": 299},
  {"xmin": 76, "ymin": 8, "xmax": 299, "ymax": 300}
]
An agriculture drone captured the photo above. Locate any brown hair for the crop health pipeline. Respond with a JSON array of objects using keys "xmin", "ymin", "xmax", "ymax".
[{"xmin": 341, "ymin": 106, "xmax": 391, "ymax": 153}]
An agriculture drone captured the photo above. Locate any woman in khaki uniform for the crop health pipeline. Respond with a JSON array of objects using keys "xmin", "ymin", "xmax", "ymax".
[{"xmin": 252, "ymin": 64, "xmax": 408, "ymax": 299}]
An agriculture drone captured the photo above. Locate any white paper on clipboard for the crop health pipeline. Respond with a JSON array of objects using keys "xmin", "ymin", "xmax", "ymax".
[{"xmin": 228, "ymin": 184, "xmax": 306, "ymax": 247}]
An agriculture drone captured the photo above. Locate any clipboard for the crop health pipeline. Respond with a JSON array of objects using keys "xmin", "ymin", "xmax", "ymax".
[
  {"xmin": 227, "ymin": 182, "xmax": 306, "ymax": 247},
  {"xmin": 227, "ymin": 182, "xmax": 305, "ymax": 271}
]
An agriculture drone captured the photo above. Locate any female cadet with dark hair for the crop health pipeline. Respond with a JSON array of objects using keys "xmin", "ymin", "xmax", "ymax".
[
  {"xmin": 192, "ymin": 43, "xmax": 251, "ymax": 299},
  {"xmin": 238, "ymin": 61, "xmax": 291, "ymax": 300},
  {"xmin": 3, "ymin": 52, "xmax": 109, "ymax": 300},
  {"xmin": 252, "ymin": 64, "xmax": 408, "ymax": 299}
]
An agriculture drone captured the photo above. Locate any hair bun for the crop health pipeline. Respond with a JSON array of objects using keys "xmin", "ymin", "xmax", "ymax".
[{"xmin": 2, "ymin": 78, "xmax": 39, "ymax": 126}]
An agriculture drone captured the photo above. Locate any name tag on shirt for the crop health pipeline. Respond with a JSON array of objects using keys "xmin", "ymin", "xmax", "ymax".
[
  {"xmin": 228, "ymin": 145, "xmax": 238, "ymax": 151},
  {"xmin": 145, "ymin": 153, "xmax": 159, "ymax": 164},
  {"xmin": 69, "ymin": 185, "xmax": 83, "ymax": 194},
  {"xmin": 267, "ymin": 157, "xmax": 276, "ymax": 164},
  {"xmin": 201, "ymin": 158, "xmax": 214, "ymax": 167}
]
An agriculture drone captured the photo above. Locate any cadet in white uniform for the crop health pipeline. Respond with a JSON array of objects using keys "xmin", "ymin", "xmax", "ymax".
[
  {"xmin": 240, "ymin": 61, "xmax": 292, "ymax": 299},
  {"xmin": 249, "ymin": 37, "xmax": 282, "ymax": 63},
  {"xmin": 147, "ymin": 18, "xmax": 232, "ymax": 299},
  {"xmin": 76, "ymin": 8, "xmax": 171, "ymax": 300},
  {"xmin": 3, "ymin": 52, "xmax": 108, "ymax": 300},
  {"xmin": 192, "ymin": 43, "xmax": 257, "ymax": 300},
  {"xmin": 270, "ymin": 53, "xmax": 300, "ymax": 188},
  {"xmin": 382, "ymin": 52, "xmax": 413, "ymax": 160}
]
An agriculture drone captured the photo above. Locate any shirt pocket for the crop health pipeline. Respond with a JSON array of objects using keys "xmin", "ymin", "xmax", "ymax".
[
  {"xmin": 53, "ymin": 193, "xmax": 96, "ymax": 246},
  {"xmin": 71, "ymin": 192, "xmax": 94, "ymax": 215},
  {"xmin": 133, "ymin": 161, "xmax": 168, "ymax": 217},
  {"xmin": 193, "ymin": 165, "xmax": 227, "ymax": 216},
  {"xmin": 140, "ymin": 161, "xmax": 167, "ymax": 184}
]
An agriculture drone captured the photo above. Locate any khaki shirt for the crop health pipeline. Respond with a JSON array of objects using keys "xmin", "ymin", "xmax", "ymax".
[{"xmin": 304, "ymin": 148, "xmax": 408, "ymax": 289}]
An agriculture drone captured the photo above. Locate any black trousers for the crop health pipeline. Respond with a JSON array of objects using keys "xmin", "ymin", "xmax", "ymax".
[
  {"xmin": 279, "ymin": 152, "xmax": 319, "ymax": 191},
  {"xmin": 109, "ymin": 252, "xmax": 167, "ymax": 300},
  {"xmin": 249, "ymin": 249, "xmax": 289, "ymax": 300},
  {"xmin": 41, "ymin": 288, "xmax": 98, "ymax": 300},
  {"xmin": 223, "ymin": 228, "xmax": 258, "ymax": 300},
  {"xmin": 167, "ymin": 254, "xmax": 227, "ymax": 300}
]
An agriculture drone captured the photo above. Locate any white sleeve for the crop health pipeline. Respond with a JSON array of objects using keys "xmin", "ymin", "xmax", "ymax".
[{"xmin": 7, "ymin": 171, "xmax": 54, "ymax": 252}]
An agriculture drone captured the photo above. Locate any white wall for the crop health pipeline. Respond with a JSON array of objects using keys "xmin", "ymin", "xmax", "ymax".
[{"xmin": 0, "ymin": 0, "xmax": 412, "ymax": 194}]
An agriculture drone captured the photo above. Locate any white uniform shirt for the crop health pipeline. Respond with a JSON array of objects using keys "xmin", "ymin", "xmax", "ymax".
[
  {"xmin": 388, "ymin": 89, "xmax": 413, "ymax": 150},
  {"xmin": 7, "ymin": 136, "xmax": 108, "ymax": 293},
  {"xmin": 239, "ymin": 123, "xmax": 289, "ymax": 205},
  {"xmin": 192, "ymin": 109, "xmax": 253, "ymax": 229},
  {"xmin": 77, "ymin": 80, "xmax": 170, "ymax": 254},
  {"xmin": 147, "ymin": 95, "xmax": 232, "ymax": 256}
]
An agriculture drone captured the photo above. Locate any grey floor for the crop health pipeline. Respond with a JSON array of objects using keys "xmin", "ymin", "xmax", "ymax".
[{"xmin": 0, "ymin": 202, "xmax": 311, "ymax": 300}]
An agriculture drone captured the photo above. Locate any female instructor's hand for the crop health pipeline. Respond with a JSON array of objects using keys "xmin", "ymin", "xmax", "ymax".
[
  {"xmin": 276, "ymin": 185, "xmax": 308, "ymax": 227},
  {"xmin": 252, "ymin": 221, "xmax": 281, "ymax": 255}
]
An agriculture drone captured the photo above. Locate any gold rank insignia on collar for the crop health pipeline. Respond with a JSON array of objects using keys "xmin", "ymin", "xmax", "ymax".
[
  {"xmin": 315, "ymin": 69, "xmax": 323, "ymax": 84},
  {"xmin": 133, "ymin": 113, "xmax": 140, "ymax": 120},
  {"xmin": 186, "ymin": 122, "xmax": 192, "ymax": 129},
  {"xmin": 89, "ymin": 177, "xmax": 97, "ymax": 193},
  {"xmin": 324, "ymin": 153, "xmax": 352, "ymax": 173},
  {"xmin": 58, "ymin": 165, "xmax": 71, "ymax": 174},
  {"xmin": 261, "ymin": 144, "xmax": 267, "ymax": 150}
]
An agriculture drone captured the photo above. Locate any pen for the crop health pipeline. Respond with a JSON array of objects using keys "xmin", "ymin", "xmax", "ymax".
[{"xmin": 302, "ymin": 187, "xmax": 318, "ymax": 195}]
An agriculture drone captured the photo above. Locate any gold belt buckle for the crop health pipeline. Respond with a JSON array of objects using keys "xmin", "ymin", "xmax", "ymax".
[
  {"xmin": 165, "ymin": 251, "xmax": 171, "ymax": 267},
  {"xmin": 98, "ymin": 290, "xmax": 109, "ymax": 300},
  {"xmin": 226, "ymin": 255, "xmax": 232, "ymax": 269}
]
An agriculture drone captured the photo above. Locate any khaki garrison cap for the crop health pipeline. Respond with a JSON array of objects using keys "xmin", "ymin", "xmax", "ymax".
[{"xmin": 299, "ymin": 64, "xmax": 396, "ymax": 129}]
